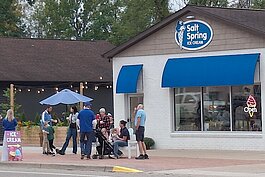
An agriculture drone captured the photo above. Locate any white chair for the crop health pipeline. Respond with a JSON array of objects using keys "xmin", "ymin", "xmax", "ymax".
[{"xmin": 120, "ymin": 128, "xmax": 139, "ymax": 159}]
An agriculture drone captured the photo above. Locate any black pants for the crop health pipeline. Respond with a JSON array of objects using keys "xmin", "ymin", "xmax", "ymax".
[{"xmin": 49, "ymin": 139, "xmax": 56, "ymax": 152}]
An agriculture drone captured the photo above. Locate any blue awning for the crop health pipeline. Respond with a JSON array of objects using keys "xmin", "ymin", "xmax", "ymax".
[
  {"xmin": 162, "ymin": 53, "xmax": 260, "ymax": 88},
  {"xmin": 116, "ymin": 64, "xmax": 143, "ymax": 93}
]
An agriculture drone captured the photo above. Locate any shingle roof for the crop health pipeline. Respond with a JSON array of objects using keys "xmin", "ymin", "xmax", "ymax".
[
  {"xmin": 103, "ymin": 5, "xmax": 265, "ymax": 58},
  {"xmin": 0, "ymin": 38, "xmax": 115, "ymax": 82}
]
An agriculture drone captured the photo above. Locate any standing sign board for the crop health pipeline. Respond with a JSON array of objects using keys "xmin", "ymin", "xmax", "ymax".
[
  {"xmin": 1, "ymin": 131, "xmax": 23, "ymax": 161},
  {"xmin": 175, "ymin": 20, "xmax": 213, "ymax": 50}
]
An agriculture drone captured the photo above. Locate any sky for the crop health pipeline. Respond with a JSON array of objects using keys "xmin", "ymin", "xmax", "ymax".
[{"xmin": 169, "ymin": 0, "xmax": 187, "ymax": 12}]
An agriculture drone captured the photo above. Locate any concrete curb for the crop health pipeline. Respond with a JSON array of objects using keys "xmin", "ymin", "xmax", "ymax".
[
  {"xmin": 0, "ymin": 162, "xmax": 113, "ymax": 172},
  {"xmin": 112, "ymin": 166, "xmax": 143, "ymax": 173}
]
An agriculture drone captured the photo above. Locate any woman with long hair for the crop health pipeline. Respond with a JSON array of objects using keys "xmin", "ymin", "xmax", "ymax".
[
  {"xmin": 2, "ymin": 109, "xmax": 18, "ymax": 131},
  {"xmin": 57, "ymin": 106, "xmax": 78, "ymax": 155}
]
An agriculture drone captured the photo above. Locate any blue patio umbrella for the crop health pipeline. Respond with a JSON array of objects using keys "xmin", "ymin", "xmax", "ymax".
[{"xmin": 39, "ymin": 89, "xmax": 93, "ymax": 105}]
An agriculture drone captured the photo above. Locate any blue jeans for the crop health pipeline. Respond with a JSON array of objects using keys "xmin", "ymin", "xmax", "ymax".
[
  {"xmin": 113, "ymin": 140, "xmax": 128, "ymax": 157},
  {"xmin": 80, "ymin": 132, "xmax": 93, "ymax": 156},
  {"xmin": 61, "ymin": 128, "xmax": 77, "ymax": 153}
]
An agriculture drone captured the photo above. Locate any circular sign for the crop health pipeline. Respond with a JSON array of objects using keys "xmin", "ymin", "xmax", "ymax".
[{"xmin": 175, "ymin": 20, "xmax": 213, "ymax": 51}]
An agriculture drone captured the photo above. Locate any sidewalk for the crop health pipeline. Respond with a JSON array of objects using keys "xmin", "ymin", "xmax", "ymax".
[{"xmin": 1, "ymin": 147, "xmax": 265, "ymax": 174}]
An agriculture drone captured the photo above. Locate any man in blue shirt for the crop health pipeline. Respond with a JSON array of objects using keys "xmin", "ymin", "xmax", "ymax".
[
  {"xmin": 77, "ymin": 101, "xmax": 95, "ymax": 160},
  {"xmin": 135, "ymin": 104, "xmax": 149, "ymax": 160}
]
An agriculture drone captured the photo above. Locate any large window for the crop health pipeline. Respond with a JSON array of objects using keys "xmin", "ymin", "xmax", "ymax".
[
  {"xmin": 174, "ymin": 87, "xmax": 201, "ymax": 131},
  {"xmin": 203, "ymin": 87, "xmax": 230, "ymax": 131},
  {"xmin": 174, "ymin": 85, "xmax": 261, "ymax": 132},
  {"xmin": 232, "ymin": 85, "xmax": 261, "ymax": 131}
]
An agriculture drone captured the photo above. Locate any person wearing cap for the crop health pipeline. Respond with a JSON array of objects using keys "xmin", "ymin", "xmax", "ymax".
[
  {"xmin": 77, "ymin": 101, "xmax": 95, "ymax": 160},
  {"xmin": 110, "ymin": 120, "xmax": 130, "ymax": 159}
]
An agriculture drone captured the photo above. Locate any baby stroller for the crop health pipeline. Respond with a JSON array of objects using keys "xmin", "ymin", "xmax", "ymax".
[
  {"xmin": 92, "ymin": 129, "xmax": 112, "ymax": 159},
  {"xmin": 92, "ymin": 128, "xmax": 122, "ymax": 159}
]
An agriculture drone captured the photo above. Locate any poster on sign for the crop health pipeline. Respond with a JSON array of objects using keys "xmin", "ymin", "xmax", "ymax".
[{"xmin": 1, "ymin": 131, "xmax": 23, "ymax": 161}]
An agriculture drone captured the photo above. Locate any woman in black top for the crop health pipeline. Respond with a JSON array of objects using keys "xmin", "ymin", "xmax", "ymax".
[{"xmin": 57, "ymin": 106, "xmax": 78, "ymax": 155}]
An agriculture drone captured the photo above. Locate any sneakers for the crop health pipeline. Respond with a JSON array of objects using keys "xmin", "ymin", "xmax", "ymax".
[
  {"xmin": 109, "ymin": 155, "xmax": 118, "ymax": 159},
  {"xmin": 144, "ymin": 154, "xmax": 149, "ymax": 159},
  {"xmin": 135, "ymin": 154, "xmax": 149, "ymax": 160},
  {"xmin": 57, "ymin": 150, "xmax": 65, "ymax": 155},
  {"xmin": 135, "ymin": 154, "xmax": 145, "ymax": 160},
  {"xmin": 86, "ymin": 156, "xmax": 91, "ymax": 160},
  {"xmin": 81, "ymin": 155, "xmax": 85, "ymax": 160},
  {"xmin": 48, "ymin": 152, "xmax": 55, "ymax": 156}
]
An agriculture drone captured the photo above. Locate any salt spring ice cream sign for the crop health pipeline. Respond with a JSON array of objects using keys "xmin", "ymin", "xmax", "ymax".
[{"xmin": 175, "ymin": 20, "xmax": 213, "ymax": 50}]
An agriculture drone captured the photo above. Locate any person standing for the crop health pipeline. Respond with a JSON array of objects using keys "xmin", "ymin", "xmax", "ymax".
[
  {"xmin": 40, "ymin": 106, "xmax": 57, "ymax": 154},
  {"xmin": 2, "ymin": 109, "xmax": 17, "ymax": 131},
  {"xmin": 42, "ymin": 121, "xmax": 51, "ymax": 155},
  {"xmin": 47, "ymin": 124, "xmax": 56, "ymax": 155},
  {"xmin": 78, "ymin": 101, "xmax": 95, "ymax": 160},
  {"xmin": 57, "ymin": 106, "xmax": 78, "ymax": 155},
  {"xmin": 135, "ymin": 104, "xmax": 149, "ymax": 160},
  {"xmin": 41, "ymin": 106, "xmax": 57, "ymax": 127},
  {"xmin": 111, "ymin": 120, "xmax": 130, "ymax": 159}
]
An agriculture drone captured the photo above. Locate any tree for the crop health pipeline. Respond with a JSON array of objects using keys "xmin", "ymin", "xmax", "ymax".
[
  {"xmin": 29, "ymin": 0, "xmax": 117, "ymax": 40},
  {"xmin": 0, "ymin": 0, "xmax": 24, "ymax": 37},
  {"xmin": 252, "ymin": 0, "xmax": 265, "ymax": 9},
  {"xmin": 188, "ymin": 0, "xmax": 228, "ymax": 7},
  {"xmin": 26, "ymin": 0, "xmax": 169, "ymax": 43},
  {"xmin": 110, "ymin": 0, "xmax": 170, "ymax": 45},
  {"xmin": 0, "ymin": 88, "xmax": 22, "ymax": 119}
]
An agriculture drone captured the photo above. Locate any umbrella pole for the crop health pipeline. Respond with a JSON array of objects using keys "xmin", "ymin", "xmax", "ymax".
[{"xmin": 79, "ymin": 82, "xmax": 84, "ymax": 110}]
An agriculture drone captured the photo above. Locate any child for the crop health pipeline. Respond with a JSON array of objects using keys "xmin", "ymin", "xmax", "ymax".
[
  {"xmin": 109, "ymin": 128, "xmax": 119, "ymax": 142},
  {"xmin": 42, "ymin": 121, "xmax": 50, "ymax": 155},
  {"xmin": 47, "ymin": 124, "xmax": 56, "ymax": 155},
  {"xmin": 101, "ymin": 128, "xmax": 109, "ymax": 140}
]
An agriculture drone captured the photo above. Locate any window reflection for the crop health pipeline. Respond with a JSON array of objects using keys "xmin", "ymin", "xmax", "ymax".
[
  {"xmin": 232, "ymin": 85, "xmax": 261, "ymax": 131},
  {"xmin": 203, "ymin": 87, "xmax": 230, "ymax": 131},
  {"xmin": 174, "ymin": 85, "xmax": 262, "ymax": 132},
  {"xmin": 174, "ymin": 88, "xmax": 201, "ymax": 131}
]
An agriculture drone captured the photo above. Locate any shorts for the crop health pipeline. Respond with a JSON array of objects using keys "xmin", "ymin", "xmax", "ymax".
[{"xmin": 135, "ymin": 126, "xmax": 145, "ymax": 142}]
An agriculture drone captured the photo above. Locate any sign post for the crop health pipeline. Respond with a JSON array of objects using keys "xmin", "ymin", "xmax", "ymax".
[{"xmin": 1, "ymin": 131, "xmax": 23, "ymax": 161}]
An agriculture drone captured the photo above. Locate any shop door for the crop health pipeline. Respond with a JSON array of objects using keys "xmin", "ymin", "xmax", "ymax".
[{"xmin": 128, "ymin": 95, "xmax": 144, "ymax": 128}]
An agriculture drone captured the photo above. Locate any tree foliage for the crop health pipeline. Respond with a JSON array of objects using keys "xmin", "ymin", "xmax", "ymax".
[
  {"xmin": 110, "ymin": 0, "xmax": 170, "ymax": 44},
  {"xmin": 252, "ymin": 0, "xmax": 265, "ymax": 9},
  {"xmin": 0, "ymin": 88, "xmax": 22, "ymax": 119},
  {"xmin": 0, "ymin": 0, "xmax": 23, "ymax": 37},
  {"xmin": 25, "ymin": 0, "xmax": 169, "ymax": 44},
  {"xmin": 188, "ymin": 0, "xmax": 228, "ymax": 7}
]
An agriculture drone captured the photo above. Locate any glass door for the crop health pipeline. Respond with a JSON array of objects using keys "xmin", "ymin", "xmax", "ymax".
[{"xmin": 127, "ymin": 95, "xmax": 144, "ymax": 128}]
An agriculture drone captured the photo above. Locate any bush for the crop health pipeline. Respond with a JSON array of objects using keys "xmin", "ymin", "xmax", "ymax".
[{"xmin": 144, "ymin": 137, "xmax": 155, "ymax": 150}]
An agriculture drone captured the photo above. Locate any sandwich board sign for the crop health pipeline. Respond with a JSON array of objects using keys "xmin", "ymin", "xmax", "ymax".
[{"xmin": 1, "ymin": 131, "xmax": 23, "ymax": 161}]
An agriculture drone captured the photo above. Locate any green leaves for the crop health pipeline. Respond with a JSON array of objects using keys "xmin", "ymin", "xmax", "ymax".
[
  {"xmin": 188, "ymin": 0, "xmax": 228, "ymax": 7},
  {"xmin": 0, "ymin": 0, "xmax": 23, "ymax": 37},
  {"xmin": 26, "ymin": 0, "xmax": 169, "ymax": 44}
]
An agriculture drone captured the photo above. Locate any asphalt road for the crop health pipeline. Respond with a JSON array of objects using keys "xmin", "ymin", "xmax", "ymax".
[
  {"xmin": 0, "ymin": 166, "xmax": 220, "ymax": 177},
  {"xmin": 2, "ymin": 166, "xmax": 265, "ymax": 177}
]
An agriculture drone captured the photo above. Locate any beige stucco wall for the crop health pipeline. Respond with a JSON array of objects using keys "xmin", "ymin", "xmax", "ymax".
[{"xmin": 117, "ymin": 12, "xmax": 265, "ymax": 57}]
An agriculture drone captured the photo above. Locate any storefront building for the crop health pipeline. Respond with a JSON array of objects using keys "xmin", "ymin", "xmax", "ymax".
[{"xmin": 104, "ymin": 5, "xmax": 265, "ymax": 150}]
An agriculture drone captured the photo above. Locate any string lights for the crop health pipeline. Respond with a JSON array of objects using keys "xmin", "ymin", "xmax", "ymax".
[{"xmin": 12, "ymin": 82, "xmax": 112, "ymax": 94}]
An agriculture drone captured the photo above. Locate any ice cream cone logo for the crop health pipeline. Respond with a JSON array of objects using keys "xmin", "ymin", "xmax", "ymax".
[
  {"xmin": 176, "ymin": 21, "xmax": 186, "ymax": 49},
  {"xmin": 244, "ymin": 95, "xmax": 257, "ymax": 118}
]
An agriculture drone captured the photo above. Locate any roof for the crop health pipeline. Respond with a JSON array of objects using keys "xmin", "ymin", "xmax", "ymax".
[
  {"xmin": 0, "ymin": 38, "xmax": 115, "ymax": 82},
  {"xmin": 103, "ymin": 5, "xmax": 265, "ymax": 58}
]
